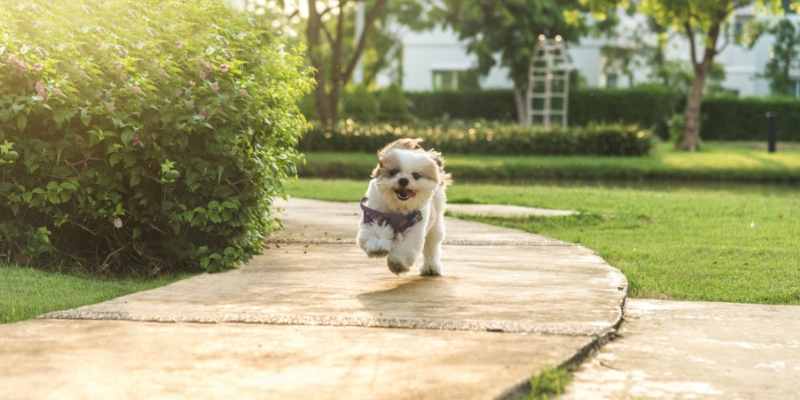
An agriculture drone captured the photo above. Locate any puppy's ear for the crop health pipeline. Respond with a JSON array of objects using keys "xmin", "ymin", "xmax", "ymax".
[
  {"xmin": 371, "ymin": 159, "xmax": 383, "ymax": 178},
  {"xmin": 426, "ymin": 149, "xmax": 452, "ymax": 185},
  {"xmin": 427, "ymin": 149, "xmax": 445, "ymax": 168},
  {"xmin": 372, "ymin": 148, "xmax": 395, "ymax": 178}
]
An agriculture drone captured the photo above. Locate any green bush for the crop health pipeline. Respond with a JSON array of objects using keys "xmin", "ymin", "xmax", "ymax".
[
  {"xmin": 402, "ymin": 90, "xmax": 800, "ymax": 142},
  {"xmin": 377, "ymin": 85, "xmax": 410, "ymax": 121},
  {"xmin": 342, "ymin": 85, "xmax": 380, "ymax": 121},
  {"xmin": 668, "ymin": 114, "xmax": 687, "ymax": 145},
  {"xmin": 570, "ymin": 86, "xmax": 680, "ymax": 128},
  {"xmin": 0, "ymin": 0, "xmax": 312, "ymax": 274},
  {"xmin": 404, "ymin": 87, "xmax": 680, "ymax": 128},
  {"xmin": 701, "ymin": 96, "xmax": 800, "ymax": 141},
  {"xmin": 339, "ymin": 85, "xmax": 410, "ymax": 122},
  {"xmin": 300, "ymin": 121, "xmax": 652, "ymax": 156},
  {"xmin": 406, "ymin": 90, "xmax": 517, "ymax": 121}
]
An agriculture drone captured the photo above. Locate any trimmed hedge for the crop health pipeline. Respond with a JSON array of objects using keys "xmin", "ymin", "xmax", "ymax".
[
  {"xmin": 300, "ymin": 121, "xmax": 652, "ymax": 156},
  {"xmin": 701, "ymin": 97, "xmax": 800, "ymax": 141},
  {"xmin": 0, "ymin": 0, "xmax": 312, "ymax": 273},
  {"xmin": 298, "ymin": 150, "xmax": 800, "ymax": 184},
  {"xmin": 404, "ymin": 87, "xmax": 680, "ymax": 129},
  {"xmin": 405, "ymin": 90, "xmax": 517, "ymax": 121},
  {"xmin": 400, "ymin": 89, "xmax": 800, "ymax": 142}
]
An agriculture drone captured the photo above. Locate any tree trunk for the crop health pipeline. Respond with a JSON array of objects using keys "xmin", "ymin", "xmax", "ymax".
[
  {"xmin": 679, "ymin": 11, "xmax": 724, "ymax": 152},
  {"xmin": 327, "ymin": 3, "xmax": 346, "ymax": 130},
  {"xmin": 303, "ymin": 0, "xmax": 386, "ymax": 130},
  {"xmin": 514, "ymin": 88, "xmax": 529, "ymax": 126},
  {"xmin": 680, "ymin": 65, "xmax": 706, "ymax": 151},
  {"xmin": 306, "ymin": 0, "xmax": 332, "ymax": 129}
]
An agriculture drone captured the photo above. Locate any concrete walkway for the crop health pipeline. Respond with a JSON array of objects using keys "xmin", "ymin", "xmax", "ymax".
[
  {"xmin": 565, "ymin": 299, "xmax": 800, "ymax": 400},
  {"xmin": 0, "ymin": 198, "xmax": 626, "ymax": 400}
]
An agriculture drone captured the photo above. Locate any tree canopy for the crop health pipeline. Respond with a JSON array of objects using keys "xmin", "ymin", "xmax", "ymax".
[
  {"xmin": 434, "ymin": 0, "xmax": 617, "ymax": 90},
  {"xmin": 432, "ymin": 0, "xmax": 619, "ymax": 123},
  {"xmin": 639, "ymin": 0, "xmax": 786, "ymax": 151}
]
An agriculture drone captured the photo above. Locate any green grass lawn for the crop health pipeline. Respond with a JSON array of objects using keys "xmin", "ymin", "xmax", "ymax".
[
  {"xmin": 0, "ymin": 265, "xmax": 187, "ymax": 324},
  {"xmin": 300, "ymin": 141, "xmax": 800, "ymax": 183},
  {"xmin": 286, "ymin": 178, "xmax": 800, "ymax": 304}
]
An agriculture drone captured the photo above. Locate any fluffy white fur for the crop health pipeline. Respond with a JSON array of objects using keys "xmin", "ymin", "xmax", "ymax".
[{"xmin": 356, "ymin": 139, "xmax": 449, "ymax": 276}]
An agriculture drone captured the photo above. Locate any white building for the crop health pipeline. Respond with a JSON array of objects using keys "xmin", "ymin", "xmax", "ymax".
[{"xmin": 384, "ymin": 7, "xmax": 799, "ymax": 97}]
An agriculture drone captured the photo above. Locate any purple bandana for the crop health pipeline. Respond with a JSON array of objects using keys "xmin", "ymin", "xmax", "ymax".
[{"xmin": 360, "ymin": 197, "xmax": 422, "ymax": 234}]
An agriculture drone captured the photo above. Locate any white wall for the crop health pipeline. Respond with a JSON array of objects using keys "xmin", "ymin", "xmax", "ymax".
[{"xmin": 393, "ymin": 10, "xmax": 796, "ymax": 97}]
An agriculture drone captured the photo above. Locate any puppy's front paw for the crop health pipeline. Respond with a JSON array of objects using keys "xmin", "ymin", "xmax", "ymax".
[
  {"xmin": 387, "ymin": 256, "xmax": 411, "ymax": 275},
  {"xmin": 420, "ymin": 262, "xmax": 443, "ymax": 277},
  {"xmin": 358, "ymin": 223, "xmax": 394, "ymax": 258},
  {"xmin": 365, "ymin": 238, "xmax": 392, "ymax": 258}
]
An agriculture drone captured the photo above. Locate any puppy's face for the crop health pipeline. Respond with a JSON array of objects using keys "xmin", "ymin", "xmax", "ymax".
[{"xmin": 374, "ymin": 149, "xmax": 440, "ymax": 212}]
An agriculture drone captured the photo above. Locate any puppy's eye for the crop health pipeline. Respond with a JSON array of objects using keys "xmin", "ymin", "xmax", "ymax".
[
  {"xmin": 412, "ymin": 172, "xmax": 422, "ymax": 180},
  {"xmin": 388, "ymin": 169, "xmax": 400, "ymax": 177}
]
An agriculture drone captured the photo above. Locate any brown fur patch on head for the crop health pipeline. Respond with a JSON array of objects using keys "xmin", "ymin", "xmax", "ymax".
[
  {"xmin": 372, "ymin": 138, "xmax": 423, "ymax": 178},
  {"xmin": 378, "ymin": 138, "xmax": 424, "ymax": 155},
  {"xmin": 371, "ymin": 148, "xmax": 399, "ymax": 178},
  {"xmin": 371, "ymin": 137, "xmax": 451, "ymax": 185}
]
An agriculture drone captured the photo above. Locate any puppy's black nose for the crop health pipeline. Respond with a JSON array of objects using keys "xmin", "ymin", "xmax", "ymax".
[{"xmin": 398, "ymin": 178, "xmax": 409, "ymax": 187}]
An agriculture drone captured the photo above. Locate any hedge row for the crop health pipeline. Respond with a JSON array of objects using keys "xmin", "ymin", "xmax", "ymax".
[
  {"xmin": 298, "ymin": 152, "xmax": 800, "ymax": 183},
  {"xmin": 701, "ymin": 97, "xmax": 800, "ymax": 141},
  {"xmin": 404, "ymin": 87, "xmax": 680, "ymax": 129},
  {"xmin": 300, "ymin": 121, "xmax": 652, "ymax": 156},
  {"xmin": 0, "ymin": 0, "xmax": 311, "ymax": 274},
  {"xmin": 401, "ymin": 89, "xmax": 800, "ymax": 142}
]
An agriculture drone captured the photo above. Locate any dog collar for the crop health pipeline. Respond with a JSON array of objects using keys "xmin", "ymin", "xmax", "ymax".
[{"xmin": 360, "ymin": 197, "xmax": 422, "ymax": 234}]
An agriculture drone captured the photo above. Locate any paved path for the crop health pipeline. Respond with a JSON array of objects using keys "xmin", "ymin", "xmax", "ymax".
[
  {"xmin": 565, "ymin": 299, "xmax": 800, "ymax": 400},
  {"xmin": 0, "ymin": 198, "xmax": 626, "ymax": 400}
]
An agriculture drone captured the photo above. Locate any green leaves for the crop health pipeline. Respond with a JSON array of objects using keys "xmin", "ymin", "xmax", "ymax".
[
  {"xmin": 0, "ymin": 0, "xmax": 311, "ymax": 273},
  {"xmin": 763, "ymin": 19, "xmax": 800, "ymax": 95},
  {"xmin": 0, "ymin": 140, "xmax": 18, "ymax": 166},
  {"xmin": 301, "ymin": 120, "xmax": 652, "ymax": 156},
  {"xmin": 159, "ymin": 159, "xmax": 180, "ymax": 184},
  {"xmin": 435, "ymin": 0, "xmax": 619, "ymax": 90},
  {"xmin": 639, "ymin": 0, "xmax": 783, "ymax": 33}
]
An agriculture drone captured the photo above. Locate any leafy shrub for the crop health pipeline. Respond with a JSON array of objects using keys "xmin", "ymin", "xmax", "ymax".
[
  {"xmin": 384, "ymin": 89, "xmax": 800, "ymax": 142},
  {"xmin": 0, "ymin": 0, "xmax": 312, "ymax": 274},
  {"xmin": 377, "ymin": 85, "xmax": 410, "ymax": 121},
  {"xmin": 570, "ymin": 86, "xmax": 680, "ymax": 128},
  {"xmin": 300, "ymin": 121, "xmax": 652, "ymax": 156},
  {"xmin": 342, "ymin": 85, "xmax": 380, "ymax": 121},
  {"xmin": 338, "ymin": 85, "xmax": 410, "ymax": 122},
  {"xmin": 406, "ymin": 90, "xmax": 517, "ymax": 121},
  {"xmin": 668, "ymin": 114, "xmax": 687, "ymax": 146},
  {"xmin": 701, "ymin": 96, "xmax": 800, "ymax": 141}
]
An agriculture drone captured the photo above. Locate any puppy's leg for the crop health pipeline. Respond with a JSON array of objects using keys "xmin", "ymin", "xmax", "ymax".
[
  {"xmin": 357, "ymin": 222, "xmax": 394, "ymax": 258},
  {"xmin": 387, "ymin": 224, "xmax": 425, "ymax": 275},
  {"xmin": 420, "ymin": 217, "xmax": 445, "ymax": 276}
]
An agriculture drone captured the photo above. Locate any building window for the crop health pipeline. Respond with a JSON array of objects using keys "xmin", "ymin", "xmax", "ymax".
[
  {"xmin": 432, "ymin": 70, "xmax": 459, "ymax": 91},
  {"xmin": 432, "ymin": 69, "xmax": 481, "ymax": 91}
]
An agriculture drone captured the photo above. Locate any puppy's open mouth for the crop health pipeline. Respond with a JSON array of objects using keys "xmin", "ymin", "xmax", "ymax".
[{"xmin": 394, "ymin": 189, "xmax": 416, "ymax": 201}]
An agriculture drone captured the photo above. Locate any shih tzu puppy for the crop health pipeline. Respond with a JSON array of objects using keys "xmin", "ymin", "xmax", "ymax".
[{"xmin": 357, "ymin": 138, "xmax": 450, "ymax": 276}]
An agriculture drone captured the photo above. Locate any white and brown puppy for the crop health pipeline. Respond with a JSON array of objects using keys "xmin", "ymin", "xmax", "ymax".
[{"xmin": 357, "ymin": 138, "xmax": 450, "ymax": 276}]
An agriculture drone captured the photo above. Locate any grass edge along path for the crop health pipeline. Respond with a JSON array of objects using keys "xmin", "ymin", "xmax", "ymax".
[
  {"xmin": 286, "ymin": 179, "xmax": 800, "ymax": 305},
  {"xmin": 299, "ymin": 142, "xmax": 800, "ymax": 183},
  {"xmin": 0, "ymin": 264, "xmax": 187, "ymax": 324}
]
